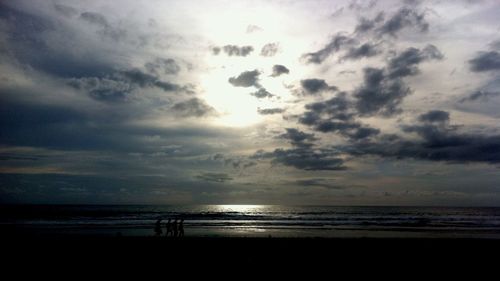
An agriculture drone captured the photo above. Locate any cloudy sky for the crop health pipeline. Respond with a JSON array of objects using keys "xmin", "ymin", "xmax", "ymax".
[{"xmin": 1, "ymin": 0, "xmax": 500, "ymax": 205}]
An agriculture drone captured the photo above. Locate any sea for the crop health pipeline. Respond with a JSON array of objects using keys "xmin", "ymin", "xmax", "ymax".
[{"xmin": 2, "ymin": 205, "xmax": 500, "ymax": 238}]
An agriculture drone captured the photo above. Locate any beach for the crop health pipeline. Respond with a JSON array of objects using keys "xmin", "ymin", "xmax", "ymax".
[{"xmin": 3, "ymin": 235, "xmax": 500, "ymax": 276}]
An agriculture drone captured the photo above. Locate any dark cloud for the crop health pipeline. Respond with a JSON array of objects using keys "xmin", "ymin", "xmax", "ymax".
[
  {"xmin": 342, "ymin": 43, "xmax": 380, "ymax": 60},
  {"xmin": 418, "ymin": 110, "xmax": 450, "ymax": 123},
  {"xmin": 469, "ymin": 51, "xmax": 500, "ymax": 72},
  {"xmin": 0, "ymin": 3, "xmax": 54, "ymax": 34},
  {"xmin": 303, "ymin": 92, "xmax": 351, "ymax": 120},
  {"xmin": 0, "ymin": 5, "xmax": 117, "ymax": 78},
  {"xmin": 271, "ymin": 65, "xmax": 290, "ymax": 77},
  {"xmin": 228, "ymin": 70, "xmax": 260, "ymax": 87},
  {"xmin": 353, "ymin": 45, "xmax": 442, "ymax": 117},
  {"xmin": 196, "ymin": 173, "xmax": 233, "ymax": 183},
  {"xmin": 459, "ymin": 90, "xmax": 500, "ymax": 103},
  {"xmin": 250, "ymin": 88, "xmax": 274, "ymax": 99},
  {"xmin": 356, "ymin": 17, "xmax": 376, "ymax": 33},
  {"xmin": 252, "ymin": 148, "xmax": 346, "ymax": 171},
  {"xmin": 404, "ymin": 0, "xmax": 424, "ymax": 6},
  {"xmin": 224, "ymin": 158, "xmax": 256, "ymax": 170},
  {"xmin": 145, "ymin": 58, "xmax": 181, "ymax": 75},
  {"xmin": 348, "ymin": 0, "xmax": 377, "ymax": 11},
  {"xmin": 119, "ymin": 69, "xmax": 163, "ymax": 88},
  {"xmin": 298, "ymin": 92, "xmax": 354, "ymax": 131},
  {"xmin": 490, "ymin": 40, "xmax": 500, "ymax": 51},
  {"xmin": 405, "ymin": 127, "xmax": 500, "ymax": 163},
  {"xmin": 120, "ymin": 68, "xmax": 194, "ymax": 93},
  {"xmin": 171, "ymin": 98, "xmax": 216, "ymax": 118},
  {"xmin": 338, "ymin": 6, "xmax": 428, "ymax": 39},
  {"xmin": 296, "ymin": 92, "xmax": 379, "ymax": 141},
  {"xmin": 80, "ymin": 12, "xmax": 108, "ymax": 27},
  {"xmin": 315, "ymin": 122, "xmax": 380, "ymax": 141},
  {"xmin": 302, "ymin": 33, "xmax": 357, "ymax": 64},
  {"xmin": 353, "ymin": 67, "xmax": 411, "ymax": 117},
  {"xmin": 378, "ymin": 7, "xmax": 429, "ymax": 37},
  {"xmin": 211, "ymin": 47, "xmax": 221, "ymax": 55},
  {"xmin": 252, "ymin": 126, "xmax": 348, "ymax": 171},
  {"xmin": 298, "ymin": 111, "xmax": 321, "ymax": 126},
  {"xmin": 340, "ymin": 111, "xmax": 500, "ymax": 164},
  {"xmin": 224, "ymin": 45, "xmax": 254, "ymax": 56},
  {"xmin": 53, "ymin": 4, "xmax": 78, "ymax": 17},
  {"xmin": 387, "ymin": 45, "xmax": 443, "ymax": 78},
  {"xmin": 0, "ymin": 95, "xmax": 229, "ymax": 153},
  {"xmin": 260, "ymin": 43, "xmax": 279, "ymax": 57},
  {"xmin": 0, "ymin": 98, "xmax": 112, "ymax": 150},
  {"xmin": 258, "ymin": 108, "xmax": 285, "ymax": 115},
  {"xmin": 295, "ymin": 178, "xmax": 344, "ymax": 189},
  {"xmin": 155, "ymin": 80, "xmax": 188, "ymax": 93},
  {"xmin": 210, "ymin": 154, "xmax": 256, "ymax": 170},
  {"xmin": 68, "ymin": 69, "xmax": 188, "ymax": 102},
  {"xmin": 297, "ymin": 45, "xmax": 443, "ymax": 138},
  {"xmin": 300, "ymin": 79, "xmax": 337, "ymax": 94},
  {"xmin": 403, "ymin": 111, "xmax": 457, "ymax": 142},
  {"xmin": 278, "ymin": 128, "xmax": 317, "ymax": 148},
  {"xmin": 79, "ymin": 12, "xmax": 126, "ymax": 41},
  {"xmin": 212, "ymin": 45, "xmax": 254, "ymax": 56},
  {"xmin": 355, "ymin": 12, "xmax": 385, "ymax": 33},
  {"xmin": 225, "ymin": 159, "xmax": 247, "ymax": 169},
  {"xmin": 348, "ymin": 127, "xmax": 381, "ymax": 140},
  {"xmin": 315, "ymin": 121, "xmax": 360, "ymax": 133},
  {"xmin": 67, "ymin": 76, "xmax": 132, "ymax": 102},
  {"xmin": 0, "ymin": 98, "xmax": 86, "ymax": 138}
]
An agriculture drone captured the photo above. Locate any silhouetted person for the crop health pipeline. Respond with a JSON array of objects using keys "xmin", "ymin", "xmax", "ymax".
[
  {"xmin": 172, "ymin": 219, "xmax": 178, "ymax": 237},
  {"xmin": 165, "ymin": 219, "xmax": 172, "ymax": 237},
  {"xmin": 154, "ymin": 219, "xmax": 163, "ymax": 236},
  {"xmin": 178, "ymin": 219, "xmax": 184, "ymax": 237}
]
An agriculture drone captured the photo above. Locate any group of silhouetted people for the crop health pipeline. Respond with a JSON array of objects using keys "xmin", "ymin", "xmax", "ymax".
[{"xmin": 154, "ymin": 218, "xmax": 184, "ymax": 237}]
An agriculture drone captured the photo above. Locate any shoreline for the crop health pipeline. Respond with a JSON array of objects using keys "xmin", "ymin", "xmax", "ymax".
[{"xmin": 4, "ymin": 224, "xmax": 500, "ymax": 239}]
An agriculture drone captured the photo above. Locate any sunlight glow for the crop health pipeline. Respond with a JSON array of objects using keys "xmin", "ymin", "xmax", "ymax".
[
  {"xmin": 195, "ymin": 3, "xmax": 308, "ymax": 128},
  {"xmin": 199, "ymin": 54, "xmax": 300, "ymax": 127},
  {"xmin": 199, "ymin": 69, "xmax": 261, "ymax": 127}
]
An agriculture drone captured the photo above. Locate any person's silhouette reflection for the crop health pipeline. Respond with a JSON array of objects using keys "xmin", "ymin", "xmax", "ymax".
[
  {"xmin": 154, "ymin": 219, "xmax": 163, "ymax": 236},
  {"xmin": 179, "ymin": 219, "xmax": 184, "ymax": 237},
  {"xmin": 172, "ymin": 219, "xmax": 178, "ymax": 237},
  {"xmin": 165, "ymin": 218, "xmax": 172, "ymax": 237}
]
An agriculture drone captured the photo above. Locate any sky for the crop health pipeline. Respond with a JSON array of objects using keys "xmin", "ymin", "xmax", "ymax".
[{"xmin": 1, "ymin": 0, "xmax": 500, "ymax": 205}]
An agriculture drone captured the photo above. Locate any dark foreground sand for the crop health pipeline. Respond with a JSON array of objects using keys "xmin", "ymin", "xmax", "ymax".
[{"xmin": 3, "ymin": 234, "xmax": 500, "ymax": 276}]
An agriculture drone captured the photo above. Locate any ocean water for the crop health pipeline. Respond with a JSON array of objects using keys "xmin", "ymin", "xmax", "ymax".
[{"xmin": 2, "ymin": 205, "xmax": 500, "ymax": 238}]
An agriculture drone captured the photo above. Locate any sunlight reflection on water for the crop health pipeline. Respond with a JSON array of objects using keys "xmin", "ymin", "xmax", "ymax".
[{"xmin": 213, "ymin": 205, "xmax": 265, "ymax": 213}]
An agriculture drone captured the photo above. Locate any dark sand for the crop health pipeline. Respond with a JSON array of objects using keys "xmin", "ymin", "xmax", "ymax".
[{"xmin": 3, "ymin": 233, "xmax": 499, "ymax": 276}]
